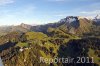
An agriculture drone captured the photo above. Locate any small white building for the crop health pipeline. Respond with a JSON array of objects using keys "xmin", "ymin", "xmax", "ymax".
[{"xmin": 19, "ymin": 48, "xmax": 24, "ymax": 52}]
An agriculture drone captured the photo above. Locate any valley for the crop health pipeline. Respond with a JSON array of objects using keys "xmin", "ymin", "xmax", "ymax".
[{"xmin": 0, "ymin": 16, "xmax": 100, "ymax": 66}]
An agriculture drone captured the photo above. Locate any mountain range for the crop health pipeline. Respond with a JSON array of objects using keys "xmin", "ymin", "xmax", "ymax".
[
  {"xmin": 0, "ymin": 15, "xmax": 100, "ymax": 66},
  {"xmin": 0, "ymin": 15, "xmax": 100, "ymax": 36}
]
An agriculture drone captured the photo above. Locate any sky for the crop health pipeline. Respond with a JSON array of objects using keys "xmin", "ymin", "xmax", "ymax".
[{"xmin": 0, "ymin": 0, "xmax": 100, "ymax": 25}]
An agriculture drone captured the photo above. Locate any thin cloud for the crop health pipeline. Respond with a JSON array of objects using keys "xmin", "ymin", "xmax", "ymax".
[
  {"xmin": 0, "ymin": 4, "xmax": 37, "ymax": 25},
  {"xmin": 16, "ymin": 5, "xmax": 36, "ymax": 16},
  {"xmin": 79, "ymin": 10, "xmax": 100, "ymax": 18},
  {"xmin": 46, "ymin": 0, "xmax": 95, "ymax": 2},
  {"xmin": 54, "ymin": 14, "xmax": 67, "ymax": 17},
  {"xmin": 80, "ymin": 10, "xmax": 100, "ymax": 15},
  {"xmin": 0, "ymin": 0, "xmax": 15, "ymax": 5}
]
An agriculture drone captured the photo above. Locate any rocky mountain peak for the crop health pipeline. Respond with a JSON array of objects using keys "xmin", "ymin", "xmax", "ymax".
[
  {"xmin": 93, "ymin": 15, "xmax": 100, "ymax": 25},
  {"xmin": 20, "ymin": 23, "xmax": 32, "ymax": 29},
  {"xmin": 95, "ymin": 14, "xmax": 100, "ymax": 19},
  {"xmin": 60, "ymin": 16, "xmax": 78, "ymax": 23}
]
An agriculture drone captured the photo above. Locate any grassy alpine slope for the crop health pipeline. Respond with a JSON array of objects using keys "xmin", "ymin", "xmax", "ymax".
[{"xmin": 0, "ymin": 16, "xmax": 100, "ymax": 66}]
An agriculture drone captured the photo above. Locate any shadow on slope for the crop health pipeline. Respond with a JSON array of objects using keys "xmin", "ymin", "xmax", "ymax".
[{"xmin": 58, "ymin": 38, "xmax": 100, "ymax": 66}]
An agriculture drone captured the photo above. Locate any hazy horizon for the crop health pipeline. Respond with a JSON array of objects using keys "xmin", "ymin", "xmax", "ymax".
[{"xmin": 0, "ymin": 0, "xmax": 100, "ymax": 25}]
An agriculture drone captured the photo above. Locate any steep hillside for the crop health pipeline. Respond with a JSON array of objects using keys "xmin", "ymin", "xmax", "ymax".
[
  {"xmin": 58, "ymin": 38, "xmax": 100, "ymax": 66},
  {"xmin": 0, "ymin": 16, "xmax": 100, "ymax": 66},
  {"xmin": 31, "ymin": 16, "xmax": 97, "ymax": 36},
  {"xmin": 0, "ymin": 31, "xmax": 100, "ymax": 66}
]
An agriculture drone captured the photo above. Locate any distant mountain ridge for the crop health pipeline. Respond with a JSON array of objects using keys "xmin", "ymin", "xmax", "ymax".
[
  {"xmin": 0, "ymin": 15, "xmax": 100, "ymax": 36},
  {"xmin": 0, "ymin": 23, "xmax": 32, "ymax": 36},
  {"xmin": 20, "ymin": 23, "xmax": 32, "ymax": 29},
  {"xmin": 31, "ymin": 16, "xmax": 99, "ymax": 35}
]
